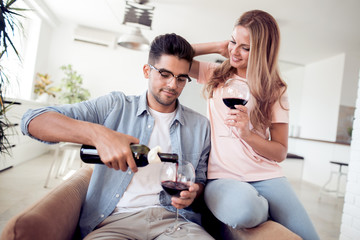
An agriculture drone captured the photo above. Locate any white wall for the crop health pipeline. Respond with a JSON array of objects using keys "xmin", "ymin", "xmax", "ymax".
[
  {"xmin": 179, "ymin": 81, "xmax": 207, "ymax": 117},
  {"xmin": 298, "ymin": 54, "xmax": 345, "ymax": 141},
  {"xmin": 282, "ymin": 54, "xmax": 347, "ymax": 142},
  {"xmin": 340, "ymin": 74, "xmax": 360, "ymax": 240},
  {"xmin": 341, "ymin": 52, "xmax": 360, "ymax": 107},
  {"xmin": 282, "ymin": 66, "xmax": 305, "ymax": 136}
]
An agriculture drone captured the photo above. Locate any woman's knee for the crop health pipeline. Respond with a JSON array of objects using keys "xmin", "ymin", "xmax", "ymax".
[{"xmin": 204, "ymin": 179, "xmax": 269, "ymax": 229}]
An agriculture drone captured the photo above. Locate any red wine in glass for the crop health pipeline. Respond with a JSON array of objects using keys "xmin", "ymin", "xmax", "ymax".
[
  {"xmin": 221, "ymin": 78, "xmax": 250, "ymax": 138},
  {"xmin": 161, "ymin": 180, "xmax": 189, "ymax": 197},
  {"xmin": 223, "ymin": 98, "xmax": 248, "ymax": 109}
]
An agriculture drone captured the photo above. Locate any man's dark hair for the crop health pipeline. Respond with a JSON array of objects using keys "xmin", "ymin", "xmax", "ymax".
[{"xmin": 148, "ymin": 33, "xmax": 195, "ymax": 68}]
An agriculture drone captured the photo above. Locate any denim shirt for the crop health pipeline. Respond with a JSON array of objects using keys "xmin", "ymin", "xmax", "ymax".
[{"xmin": 21, "ymin": 91, "xmax": 211, "ymax": 238}]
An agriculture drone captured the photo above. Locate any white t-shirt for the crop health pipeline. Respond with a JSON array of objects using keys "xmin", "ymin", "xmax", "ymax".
[{"xmin": 113, "ymin": 108, "xmax": 175, "ymax": 214}]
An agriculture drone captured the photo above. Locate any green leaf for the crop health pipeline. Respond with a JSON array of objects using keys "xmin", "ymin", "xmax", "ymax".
[{"xmin": 58, "ymin": 64, "xmax": 90, "ymax": 104}]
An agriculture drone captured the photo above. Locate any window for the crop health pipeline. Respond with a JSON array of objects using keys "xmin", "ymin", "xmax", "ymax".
[{"xmin": 3, "ymin": 1, "xmax": 41, "ymax": 100}]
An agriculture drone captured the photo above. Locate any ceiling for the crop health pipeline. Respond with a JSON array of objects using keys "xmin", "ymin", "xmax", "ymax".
[{"xmin": 33, "ymin": 0, "xmax": 360, "ymax": 66}]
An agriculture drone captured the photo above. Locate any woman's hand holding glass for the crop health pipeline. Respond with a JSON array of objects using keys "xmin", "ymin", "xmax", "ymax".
[
  {"xmin": 221, "ymin": 78, "xmax": 250, "ymax": 138},
  {"xmin": 225, "ymin": 104, "xmax": 252, "ymax": 139}
]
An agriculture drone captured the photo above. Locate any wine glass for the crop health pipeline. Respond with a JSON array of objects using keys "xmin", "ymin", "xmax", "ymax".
[
  {"xmin": 159, "ymin": 161, "xmax": 195, "ymax": 237},
  {"xmin": 221, "ymin": 78, "xmax": 250, "ymax": 138}
]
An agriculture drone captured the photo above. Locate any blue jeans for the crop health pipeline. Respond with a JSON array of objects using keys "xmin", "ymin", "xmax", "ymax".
[{"xmin": 204, "ymin": 177, "xmax": 320, "ymax": 240}]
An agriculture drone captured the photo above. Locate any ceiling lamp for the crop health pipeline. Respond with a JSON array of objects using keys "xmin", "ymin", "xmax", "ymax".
[
  {"xmin": 117, "ymin": 27, "xmax": 149, "ymax": 51},
  {"xmin": 117, "ymin": 0, "xmax": 154, "ymax": 51}
]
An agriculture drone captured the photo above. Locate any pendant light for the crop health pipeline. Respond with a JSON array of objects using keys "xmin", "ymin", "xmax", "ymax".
[
  {"xmin": 117, "ymin": 26, "xmax": 149, "ymax": 51},
  {"xmin": 117, "ymin": 1, "xmax": 154, "ymax": 51}
]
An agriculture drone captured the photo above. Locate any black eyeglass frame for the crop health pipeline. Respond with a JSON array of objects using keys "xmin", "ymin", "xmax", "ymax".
[{"xmin": 148, "ymin": 64, "xmax": 192, "ymax": 87}]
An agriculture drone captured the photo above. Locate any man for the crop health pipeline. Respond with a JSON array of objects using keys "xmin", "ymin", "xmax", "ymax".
[{"xmin": 21, "ymin": 33, "xmax": 213, "ymax": 239}]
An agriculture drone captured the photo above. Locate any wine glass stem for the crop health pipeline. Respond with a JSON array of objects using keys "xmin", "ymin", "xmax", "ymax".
[{"xmin": 174, "ymin": 208, "xmax": 179, "ymax": 229}]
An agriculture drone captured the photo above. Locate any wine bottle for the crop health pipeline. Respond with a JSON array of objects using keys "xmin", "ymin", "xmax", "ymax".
[{"xmin": 80, "ymin": 144, "xmax": 178, "ymax": 166}]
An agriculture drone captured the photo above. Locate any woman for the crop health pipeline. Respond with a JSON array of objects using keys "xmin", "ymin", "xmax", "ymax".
[{"xmin": 189, "ymin": 10, "xmax": 319, "ymax": 240}]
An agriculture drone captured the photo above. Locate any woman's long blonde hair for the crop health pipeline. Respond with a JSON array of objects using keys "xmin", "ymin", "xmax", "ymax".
[{"xmin": 205, "ymin": 10, "xmax": 288, "ymax": 131}]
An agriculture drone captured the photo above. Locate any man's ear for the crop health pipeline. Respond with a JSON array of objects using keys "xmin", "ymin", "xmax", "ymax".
[{"xmin": 143, "ymin": 64, "xmax": 150, "ymax": 79}]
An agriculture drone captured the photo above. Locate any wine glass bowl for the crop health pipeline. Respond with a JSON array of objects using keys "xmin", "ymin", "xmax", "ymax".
[
  {"xmin": 159, "ymin": 161, "xmax": 195, "ymax": 237},
  {"xmin": 221, "ymin": 78, "xmax": 250, "ymax": 137}
]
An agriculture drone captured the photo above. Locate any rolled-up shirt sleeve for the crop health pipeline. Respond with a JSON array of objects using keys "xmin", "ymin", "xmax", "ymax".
[
  {"xmin": 21, "ymin": 107, "xmax": 65, "ymax": 144},
  {"xmin": 21, "ymin": 92, "xmax": 116, "ymax": 144}
]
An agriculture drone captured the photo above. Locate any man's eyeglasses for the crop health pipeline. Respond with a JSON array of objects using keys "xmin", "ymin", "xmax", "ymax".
[{"xmin": 148, "ymin": 64, "xmax": 191, "ymax": 88}]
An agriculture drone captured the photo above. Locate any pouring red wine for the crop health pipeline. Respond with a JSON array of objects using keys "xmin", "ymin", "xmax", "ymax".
[{"xmin": 159, "ymin": 161, "xmax": 195, "ymax": 237}]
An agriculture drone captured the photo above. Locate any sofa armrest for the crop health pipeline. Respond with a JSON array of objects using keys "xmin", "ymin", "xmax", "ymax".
[
  {"xmin": 0, "ymin": 165, "xmax": 93, "ymax": 240},
  {"xmin": 223, "ymin": 220, "xmax": 302, "ymax": 240}
]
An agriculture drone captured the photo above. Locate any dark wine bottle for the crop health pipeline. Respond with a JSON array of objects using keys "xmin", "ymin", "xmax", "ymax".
[{"xmin": 80, "ymin": 144, "xmax": 178, "ymax": 166}]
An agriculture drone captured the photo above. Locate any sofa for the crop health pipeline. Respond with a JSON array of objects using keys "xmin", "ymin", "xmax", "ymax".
[{"xmin": 0, "ymin": 165, "xmax": 301, "ymax": 240}]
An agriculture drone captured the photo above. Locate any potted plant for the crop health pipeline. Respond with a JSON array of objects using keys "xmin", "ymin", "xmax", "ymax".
[
  {"xmin": 58, "ymin": 64, "xmax": 90, "ymax": 104},
  {"xmin": 33, "ymin": 73, "xmax": 60, "ymax": 102},
  {"xmin": 0, "ymin": 0, "xmax": 26, "ymax": 155}
]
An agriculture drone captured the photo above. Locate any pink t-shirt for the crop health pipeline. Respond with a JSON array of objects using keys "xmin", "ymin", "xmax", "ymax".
[{"xmin": 198, "ymin": 62, "xmax": 289, "ymax": 182}]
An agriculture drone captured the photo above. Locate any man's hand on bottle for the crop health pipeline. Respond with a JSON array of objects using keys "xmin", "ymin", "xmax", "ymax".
[{"xmin": 93, "ymin": 126, "xmax": 139, "ymax": 172}]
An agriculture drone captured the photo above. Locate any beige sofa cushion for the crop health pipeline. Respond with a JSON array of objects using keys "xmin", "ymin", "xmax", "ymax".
[{"xmin": 0, "ymin": 166, "xmax": 93, "ymax": 240}]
